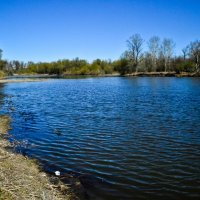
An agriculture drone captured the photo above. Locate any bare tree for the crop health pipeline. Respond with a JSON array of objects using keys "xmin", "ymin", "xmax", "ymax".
[
  {"xmin": 147, "ymin": 36, "xmax": 160, "ymax": 71},
  {"xmin": 188, "ymin": 40, "xmax": 200, "ymax": 72},
  {"xmin": 182, "ymin": 46, "xmax": 189, "ymax": 61},
  {"xmin": 126, "ymin": 34, "xmax": 144, "ymax": 72},
  {"xmin": 160, "ymin": 39, "xmax": 175, "ymax": 72}
]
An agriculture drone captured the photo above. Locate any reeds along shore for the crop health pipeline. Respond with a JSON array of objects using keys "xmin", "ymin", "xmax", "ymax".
[{"xmin": 0, "ymin": 115, "xmax": 83, "ymax": 200}]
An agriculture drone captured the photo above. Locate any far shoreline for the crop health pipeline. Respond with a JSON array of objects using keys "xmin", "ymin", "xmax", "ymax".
[
  {"xmin": 123, "ymin": 71, "xmax": 200, "ymax": 77},
  {"xmin": 0, "ymin": 71, "xmax": 199, "ymax": 84},
  {"xmin": 0, "ymin": 72, "xmax": 200, "ymax": 83}
]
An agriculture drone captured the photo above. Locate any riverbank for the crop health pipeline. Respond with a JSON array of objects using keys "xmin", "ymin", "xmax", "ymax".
[
  {"xmin": 124, "ymin": 71, "xmax": 200, "ymax": 77},
  {"xmin": 0, "ymin": 73, "xmax": 121, "ymax": 83},
  {"xmin": 2, "ymin": 71, "xmax": 199, "ymax": 81},
  {"xmin": 0, "ymin": 115, "xmax": 83, "ymax": 200}
]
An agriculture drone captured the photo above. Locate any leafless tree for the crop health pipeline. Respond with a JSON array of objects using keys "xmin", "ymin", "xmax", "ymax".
[
  {"xmin": 160, "ymin": 39, "xmax": 175, "ymax": 72},
  {"xmin": 188, "ymin": 40, "xmax": 200, "ymax": 72},
  {"xmin": 147, "ymin": 36, "xmax": 160, "ymax": 71},
  {"xmin": 182, "ymin": 46, "xmax": 189, "ymax": 61},
  {"xmin": 126, "ymin": 34, "xmax": 144, "ymax": 72}
]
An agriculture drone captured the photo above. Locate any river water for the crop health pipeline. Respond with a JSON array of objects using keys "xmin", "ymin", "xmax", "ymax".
[{"xmin": 1, "ymin": 77, "xmax": 200, "ymax": 200}]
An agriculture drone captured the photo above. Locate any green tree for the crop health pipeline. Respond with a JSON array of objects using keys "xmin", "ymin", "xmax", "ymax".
[{"xmin": 113, "ymin": 58, "xmax": 129, "ymax": 75}]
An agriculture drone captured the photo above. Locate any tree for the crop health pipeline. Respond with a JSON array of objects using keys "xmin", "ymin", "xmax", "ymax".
[
  {"xmin": 182, "ymin": 46, "xmax": 189, "ymax": 61},
  {"xmin": 187, "ymin": 40, "xmax": 200, "ymax": 72},
  {"xmin": 113, "ymin": 58, "xmax": 129, "ymax": 75},
  {"xmin": 147, "ymin": 36, "xmax": 160, "ymax": 71},
  {"xmin": 13, "ymin": 60, "xmax": 21, "ymax": 71},
  {"xmin": 0, "ymin": 60, "xmax": 7, "ymax": 71},
  {"xmin": 144, "ymin": 52, "xmax": 153, "ymax": 72},
  {"xmin": 0, "ymin": 49, "xmax": 2, "ymax": 60},
  {"xmin": 126, "ymin": 34, "xmax": 144, "ymax": 72},
  {"xmin": 160, "ymin": 39, "xmax": 175, "ymax": 72}
]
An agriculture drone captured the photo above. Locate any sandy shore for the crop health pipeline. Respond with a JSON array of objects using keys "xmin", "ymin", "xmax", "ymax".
[{"xmin": 0, "ymin": 115, "xmax": 83, "ymax": 200}]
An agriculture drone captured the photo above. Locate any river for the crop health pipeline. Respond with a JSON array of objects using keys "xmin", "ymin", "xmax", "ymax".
[{"xmin": 1, "ymin": 77, "xmax": 200, "ymax": 200}]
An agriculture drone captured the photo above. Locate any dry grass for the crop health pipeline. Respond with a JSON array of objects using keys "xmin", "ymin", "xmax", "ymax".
[
  {"xmin": 0, "ymin": 78, "xmax": 50, "ymax": 83},
  {"xmin": 0, "ymin": 115, "xmax": 82, "ymax": 200}
]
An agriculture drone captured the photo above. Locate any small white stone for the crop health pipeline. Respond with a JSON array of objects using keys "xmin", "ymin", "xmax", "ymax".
[{"xmin": 55, "ymin": 171, "xmax": 60, "ymax": 176}]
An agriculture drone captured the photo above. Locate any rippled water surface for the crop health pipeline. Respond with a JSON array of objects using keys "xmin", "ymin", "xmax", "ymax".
[{"xmin": 1, "ymin": 77, "xmax": 200, "ymax": 200}]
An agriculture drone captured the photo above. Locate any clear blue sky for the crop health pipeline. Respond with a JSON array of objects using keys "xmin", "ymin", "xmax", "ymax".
[{"xmin": 0, "ymin": 0, "xmax": 199, "ymax": 62}]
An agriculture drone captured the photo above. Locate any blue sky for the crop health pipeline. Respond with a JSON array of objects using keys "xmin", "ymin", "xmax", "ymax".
[{"xmin": 0, "ymin": 0, "xmax": 199, "ymax": 62}]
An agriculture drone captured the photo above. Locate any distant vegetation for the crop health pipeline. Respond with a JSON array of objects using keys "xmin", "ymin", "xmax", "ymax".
[{"xmin": 0, "ymin": 34, "xmax": 199, "ymax": 76}]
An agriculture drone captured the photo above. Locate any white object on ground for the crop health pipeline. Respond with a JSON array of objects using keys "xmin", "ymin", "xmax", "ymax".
[{"xmin": 55, "ymin": 171, "xmax": 60, "ymax": 176}]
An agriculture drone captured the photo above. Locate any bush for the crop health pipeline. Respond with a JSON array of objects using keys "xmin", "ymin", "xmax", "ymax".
[
  {"xmin": 174, "ymin": 61, "xmax": 195, "ymax": 73},
  {"xmin": 0, "ymin": 70, "xmax": 5, "ymax": 78}
]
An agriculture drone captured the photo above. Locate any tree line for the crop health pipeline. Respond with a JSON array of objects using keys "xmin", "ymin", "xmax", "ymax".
[
  {"xmin": 120, "ymin": 34, "xmax": 200, "ymax": 75},
  {"xmin": 0, "ymin": 34, "xmax": 199, "ymax": 76}
]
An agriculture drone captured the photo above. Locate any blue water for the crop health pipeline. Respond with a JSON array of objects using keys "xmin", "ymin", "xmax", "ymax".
[{"xmin": 1, "ymin": 77, "xmax": 200, "ymax": 200}]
